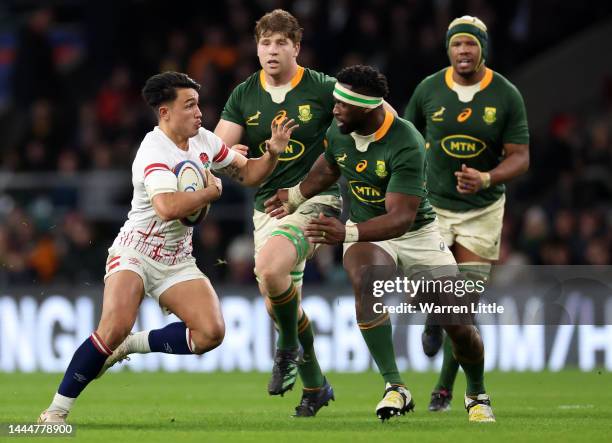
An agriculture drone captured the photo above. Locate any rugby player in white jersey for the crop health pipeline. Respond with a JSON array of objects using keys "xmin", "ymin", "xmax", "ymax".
[{"xmin": 38, "ymin": 71, "xmax": 296, "ymax": 424}]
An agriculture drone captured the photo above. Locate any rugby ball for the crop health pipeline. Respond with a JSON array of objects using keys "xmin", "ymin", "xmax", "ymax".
[{"xmin": 173, "ymin": 160, "xmax": 209, "ymax": 226}]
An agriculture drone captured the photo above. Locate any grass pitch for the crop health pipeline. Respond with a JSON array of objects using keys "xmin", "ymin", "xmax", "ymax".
[{"xmin": 2, "ymin": 370, "xmax": 610, "ymax": 442}]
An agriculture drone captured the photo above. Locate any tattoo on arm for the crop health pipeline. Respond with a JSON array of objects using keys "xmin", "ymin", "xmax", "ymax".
[{"xmin": 217, "ymin": 164, "xmax": 244, "ymax": 182}]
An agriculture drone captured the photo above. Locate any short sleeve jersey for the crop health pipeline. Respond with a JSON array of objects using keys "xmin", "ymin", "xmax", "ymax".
[
  {"xmin": 324, "ymin": 111, "xmax": 436, "ymax": 232},
  {"xmin": 221, "ymin": 66, "xmax": 340, "ymax": 211},
  {"xmin": 112, "ymin": 126, "xmax": 235, "ymax": 265},
  {"xmin": 404, "ymin": 67, "xmax": 529, "ymax": 211}
]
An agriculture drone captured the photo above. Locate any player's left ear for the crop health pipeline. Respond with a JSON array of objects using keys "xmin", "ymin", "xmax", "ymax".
[
  {"xmin": 158, "ymin": 105, "xmax": 170, "ymax": 121},
  {"xmin": 293, "ymin": 42, "xmax": 300, "ymax": 58}
]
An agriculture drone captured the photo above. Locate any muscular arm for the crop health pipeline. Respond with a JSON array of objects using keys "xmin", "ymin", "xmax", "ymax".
[
  {"xmin": 489, "ymin": 143, "xmax": 529, "ymax": 185},
  {"xmin": 215, "ymin": 117, "xmax": 297, "ymax": 186},
  {"xmin": 352, "ymin": 193, "xmax": 419, "ymax": 241},
  {"xmin": 215, "ymin": 118, "xmax": 269, "ymax": 185},
  {"xmin": 216, "ymin": 150, "xmax": 279, "ymax": 186},
  {"xmin": 304, "ymin": 192, "xmax": 420, "ymax": 244},
  {"xmin": 152, "ymin": 187, "xmax": 220, "ymax": 221},
  {"xmin": 264, "ymin": 153, "xmax": 340, "ymax": 218},
  {"xmin": 455, "ymin": 143, "xmax": 529, "ymax": 193},
  {"xmin": 214, "ymin": 119, "xmax": 244, "ymax": 147},
  {"xmin": 299, "ymin": 154, "xmax": 342, "ymax": 198}
]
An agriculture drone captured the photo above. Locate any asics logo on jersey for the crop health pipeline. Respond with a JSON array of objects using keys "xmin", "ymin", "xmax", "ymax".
[
  {"xmin": 335, "ymin": 153, "xmax": 347, "ymax": 164},
  {"xmin": 457, "ymin": 108, "xmax": 473, "ymax": 122},
  {"xmin": 356, "ymin": 160, "xmax": 368, "ymax": 172},
  {"xmin": 349, "ymin": 180, "xmax": 385, "ymax": 203},
  {"xmin": 431, "ymin": 106, "xmax": 446, "ymax": 121},
  {"xmin": 273, "ymin": 110, "xmax": 288, "ymax": 125},
  {"xmin": 441, "ymin": 135, "xmax": 487, "ymax": 158},
  {"xmin": 246, "ymin": 111, "xmax": 261, "ymax": 126},
  {"xmin": 258, "ymin": 139, "xmax": 305, "ymax": 161}
]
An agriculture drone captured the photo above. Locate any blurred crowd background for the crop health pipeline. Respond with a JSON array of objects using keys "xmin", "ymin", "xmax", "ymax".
[{"xmin": 1, "ymin": 0, "xmax": 611, "ymax": 287}]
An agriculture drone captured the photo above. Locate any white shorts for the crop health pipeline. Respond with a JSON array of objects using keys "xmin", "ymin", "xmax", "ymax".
[
  {"xmin": 253, "ymin": 194, "xmax": 341, "ymax": 286},
  {"xmin": 432, "ymin": 195, "xmax": 505, "ymax": 261},
  {"xmin": 104, "ymin": 246, "xmax": 207, "ymax": 312},
  {"xmin": 343, "ymin": 218, "xmax": 458, "ymax": 279}
]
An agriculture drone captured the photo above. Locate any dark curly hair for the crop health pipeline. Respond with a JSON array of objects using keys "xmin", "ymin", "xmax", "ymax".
[
  {"xmin": 335, "ymin": 65, "xmax": 389, "ymax": 98},
  {"xmin": 142, "ymin": 71, "xmax": 201, "ymax": 108}
]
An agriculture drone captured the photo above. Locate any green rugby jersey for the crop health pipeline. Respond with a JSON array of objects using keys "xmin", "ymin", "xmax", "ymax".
[
  {"xmin": 221, "ymin": 66, "xmax": 340, "ymax": 211},
  {"xmin": 324, "ymin": 111, "xmax": 436, "ymax": 232},
  {"xmin": 404, "ymin": 67, "xmax": 529, "ymax": 211}
]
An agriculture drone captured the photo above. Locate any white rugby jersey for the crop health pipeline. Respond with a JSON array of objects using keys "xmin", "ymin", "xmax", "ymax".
[{"xmin": 111, "ymin": 126, "xmax": 235, "ymax": 265}]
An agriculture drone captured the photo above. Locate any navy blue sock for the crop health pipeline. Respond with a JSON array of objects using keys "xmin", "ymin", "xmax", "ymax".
[
  {"xmin": 58, "ymin": 332, "xmax": 112, "ymax": 398},
  {"xmin": 148, "ymin": 322, "xmax": 193, "ymax": 354}
]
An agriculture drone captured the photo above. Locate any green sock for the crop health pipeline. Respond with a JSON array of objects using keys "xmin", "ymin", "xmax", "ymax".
[
  {"xmin": 269, "ymin": 283, "xmax": 299, "ymax": 350},
  {"xmin": 435, "ymin": 334, "xmax": 460, "ymax": 392},
  {"xmin": 359, "ymin": 317, "xmax": 403, "ymax": 385},
  {"xmin": 455, "ymin": 262, "xmax": 490, "ymax": 396},
  {"xmin": 297, "ymin": 312, "xmax": 325, "ymax": 388},
  {"xmin": 461, "ymin": 358, "xmax": 485, "ymax": 395}
]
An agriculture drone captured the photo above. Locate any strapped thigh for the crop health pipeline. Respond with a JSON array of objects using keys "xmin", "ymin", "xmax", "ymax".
[{"xmin": 269, "ymin": 224, "xmax": 311, "ymax": 265}]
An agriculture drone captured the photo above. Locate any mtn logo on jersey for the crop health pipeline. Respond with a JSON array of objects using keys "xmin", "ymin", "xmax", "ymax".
[
  {"xmin": 199, "ymin": 153, "xmax": 210, "ymax": 168},
  {"xmin": 258, "ymin": 139, "xmax": 305, "ymax": 161},
  {"xmin": 441, "ymin": 135, "xmax": 487, "ymax": 158},
  {"xmin": 298, "ymin": 104, "xmax": 312, "ymax": 122},
  {"xmin": 349, "ymin": 180, "xmax": 385, "ymax": 204}
]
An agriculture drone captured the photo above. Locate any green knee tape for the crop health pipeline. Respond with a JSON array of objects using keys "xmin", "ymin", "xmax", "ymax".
[
  {"xmin": 270, "ymin": 230, "xmax": 301, "ymax": 257},
  {"xmin": 284, "ymin": 225, "xmax": 309, "ymax": 257},
  {"xmin": 270, "ymin": 225, "xmax": 309, "ymax": 263},
  {"xmin": 290, "ymin": 271, "xmax": 304, "ymax": 283}
]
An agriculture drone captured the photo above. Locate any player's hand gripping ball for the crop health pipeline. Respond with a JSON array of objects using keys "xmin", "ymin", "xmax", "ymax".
[{"xmin": 173, "ymin": 160, "xmax": 209, "ymax": 226}]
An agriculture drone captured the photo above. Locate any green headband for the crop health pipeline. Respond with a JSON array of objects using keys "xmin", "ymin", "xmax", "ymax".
[
  {"xmin": 446, "ymin": 21, "xmax": 488, "ymax": 67},
  {"xmin": 333, "ymin": 83, "xmax": 383, "ymax": 108}
]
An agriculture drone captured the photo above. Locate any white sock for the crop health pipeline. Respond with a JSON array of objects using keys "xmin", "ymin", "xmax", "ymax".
[
  {"xmin": 48, "ymin": 393, "xmax": 75, "ymax": 414},
  {"xmin": 130, "ymin": 330, "xmax": 152, "ymax": 353}
]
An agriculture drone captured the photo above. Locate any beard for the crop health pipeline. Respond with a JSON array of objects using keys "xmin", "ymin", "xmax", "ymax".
[{"xmin": 338, "ymin": 124, "xmax": 353, "ymax": 135}]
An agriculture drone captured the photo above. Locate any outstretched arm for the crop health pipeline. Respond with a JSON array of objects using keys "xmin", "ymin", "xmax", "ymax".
[
  {"xmin": 216, "ymin": 117, "xmax": 298, "ymax": 186},
  {"xmin": 304, "ymin": 192, "xmax": 419, "ymax": 244},
  {"xmin": 264, "ymin": 153, "xmax": 341, "ymax": 218},
  {"xmin": 300, "ymin": 154, "xmax": 342, "ymax": 199}
]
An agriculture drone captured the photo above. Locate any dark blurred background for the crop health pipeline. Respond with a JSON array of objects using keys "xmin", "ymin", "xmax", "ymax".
[{"xmin": 1, "ymin": 0, "xmax": 611, "ymax": 288}]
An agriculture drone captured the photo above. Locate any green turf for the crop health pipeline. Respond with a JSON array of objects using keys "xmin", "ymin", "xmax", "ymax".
[{"xmin": 1, "ymin": 370, "xmax": 610, "ymax": 442}]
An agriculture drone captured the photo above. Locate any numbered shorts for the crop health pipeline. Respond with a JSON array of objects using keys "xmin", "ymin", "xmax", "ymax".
[
  {"xmin": 343, "ymin": 218, "xmax": 458, "ymax": 279},
  {"xmin": 253, "ymin": 194, "xmax": 342, "ymax": 287},
  {"xmin": 104, "ymin": 246, "xmax": 207, "ymax": 313},
  {"xmin": 432, "ymin": 194, "xmax": 505, "ymax": 261}
]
